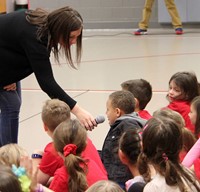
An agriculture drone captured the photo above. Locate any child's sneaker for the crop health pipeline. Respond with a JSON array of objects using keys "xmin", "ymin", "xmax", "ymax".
[
  {"xmin": 134, "ymin": 29, "xmax": 148, "ymax": 35},
  {"xmin": 175, "ymin": 28, "xmax": 183, "ymax": 35}
]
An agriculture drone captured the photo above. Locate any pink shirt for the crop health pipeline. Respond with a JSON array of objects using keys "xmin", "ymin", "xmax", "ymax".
[{"xmin": 182, "ymin": 138, "xmax": 200, "ymax": 167}]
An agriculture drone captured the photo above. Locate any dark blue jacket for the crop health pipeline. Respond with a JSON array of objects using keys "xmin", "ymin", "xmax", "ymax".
[{"xmin": 101, "ymin": 113, "xmax": 146, "ymax": 185}]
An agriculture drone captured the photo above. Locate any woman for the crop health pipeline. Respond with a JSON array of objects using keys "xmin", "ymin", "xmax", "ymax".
[{"xmin": 0, "ymin": 6, "xmax": 96, "ymax": 146}]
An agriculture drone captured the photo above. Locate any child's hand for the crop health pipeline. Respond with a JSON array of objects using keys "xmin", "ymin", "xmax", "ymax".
[
  {"xmin": 19, "ymin": 156, "xmax": 54, "ymax": 192},
  {"xmin": 20, "ymin": 156, "xmax": 38, "ymax": 192}
]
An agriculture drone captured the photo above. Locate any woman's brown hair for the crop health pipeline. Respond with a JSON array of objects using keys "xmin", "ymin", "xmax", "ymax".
[{"xmin": 26, "ymin": 6, "xmax": 83, "ymax": 69}]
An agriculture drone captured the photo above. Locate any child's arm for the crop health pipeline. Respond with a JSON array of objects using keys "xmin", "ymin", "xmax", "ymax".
[
  {"xmin": 31, "ymin": 150, "xmax": 51, "ymax": 186},
  {"xmin": 37, "ymin": 169, "xmax": 51, "ymax": 186},
  {"xmin": 31, "ymin": 150, "xmax": 43, "ymax": 173},
  {"xmin": 15, "ymin": 156, "xmax": 54, "ymax": 192},
  {"xmin": 182, "ymin": 138, "xmax": 200, "ymax": 167}
]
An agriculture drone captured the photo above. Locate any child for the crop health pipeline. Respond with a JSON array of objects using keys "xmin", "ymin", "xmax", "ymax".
[
  {"xmin": 0, "ymin": 144, "xmax": 52, "ymax": 192},
  {"xmin": 32, "ymin": 99, "xmax": 107, "ymax": 185},
  {"xmin": 166, "ymin": 71, "xmax": 199, "ymax": 133},
  {"xmin": 121, "ymin": 79, "xmax": 152, "ymax": 120},
  {"xmin": 101, "ymin": 90, "xmax": 146, "ymax": 189},
  {"xmin": 0, "ymin": 143, "xmax": 28, "ymax": 167},
  {"xmin": 118, "ymin": 129, "xmax": 145, "ymax": 192},
  {"xmin": 49, "ymin": 119, "xmax": 108, "ymax": 192},
  {"xmin": 0, "ymin": 164, "xmax": 22, "ymax": 192},
  {"xmin": 85, "ymin": 180, "xmax": 124, "ymax": 192},
  {"xmin": 182, "ymin": 96, "xmax": 200, "ymax": 180},
  {"xmin": 153, "ymin": 108, "xmax": 185, "ymax": 128},
  {"xmin": 153, "ymin": 108, "xmax": 197, "ymax": 162},
  {"xmin": 182, "ymin": 138, "xmax": 200, "ymax": 180},
  {"xmin": 138, "ymin": 117, "xmax": 200, "ymax": 191},
  {"xmin": 188, "ymin": 96, "xmax": 200, "ymax": 138}
]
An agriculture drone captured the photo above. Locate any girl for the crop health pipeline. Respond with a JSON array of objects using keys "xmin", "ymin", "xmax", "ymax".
[
  {"xmin": 0, "ymin": 164, "xmax": 22, "ymax": 192},
  {"xmin": 118, "ymin": 129, "xmax": 145, "ymax": 192},
  {"xmin": 153, "ymin": 108, "xmax": 197, "ymax": 162},
  {"xmin": 49, "ymin": 119, "xmax": 107, "ymax": 192},
  {"xmin": 182, "ymin": 96, "xmax": 200, "ymax": 180},
  {"xmin": 166, "ymin": 71, "xmax": 199, "ymax": 133},
  {"xmin": 0, "ymin": 143, "xmax": 28, "ymax": 167},
  {"xmin": 182, "ymin": 138, "xmax": 200, "ymax": 180},
  {"xmin": 0, "ymin": 144, "xmax": 52, "ymax": 192},
  {"xmin": 189, "ymin": 96, "xmax": 200, "ymax": 138},
  {"xmin": 138, "ymin": 117, "xmax": 200, "ymax": 192}
]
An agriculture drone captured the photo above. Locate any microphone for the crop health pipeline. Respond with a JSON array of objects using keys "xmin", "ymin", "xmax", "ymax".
[{"xmin": 95, "ymin": 115, "xmax": 105, "ymax": 124}]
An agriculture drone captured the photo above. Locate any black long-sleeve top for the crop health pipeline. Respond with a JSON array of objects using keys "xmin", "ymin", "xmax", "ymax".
[{"xmin": 0, "ymin": 11, "xmax": 76, "ymax": 109}]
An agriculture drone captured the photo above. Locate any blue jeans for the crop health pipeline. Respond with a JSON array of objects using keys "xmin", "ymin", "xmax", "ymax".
[{"xmin": 0, "ymin": 82, "xmax": 21, "ymax": 146}]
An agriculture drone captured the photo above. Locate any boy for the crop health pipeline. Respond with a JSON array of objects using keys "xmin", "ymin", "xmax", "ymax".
[
  {"xmin": 32, "ymin": 99, "xmax": 107, "ymax": 185},
  {"xmin": 101, "ymin": 90, "xmax": 146, "ymax": 189},
  {"xmin": 121, "ymin": 79, "xmax": 152, "ymax": 120}
]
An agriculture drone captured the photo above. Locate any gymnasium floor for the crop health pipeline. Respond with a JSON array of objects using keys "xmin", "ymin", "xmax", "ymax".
[{"xmin": 18, "ymin": 28, "xmax": 200, "ymax": 154}]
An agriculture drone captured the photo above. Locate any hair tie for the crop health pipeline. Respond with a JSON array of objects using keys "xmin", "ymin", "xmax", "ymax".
[
  {"xmin": 12, "ymin": 164, "xmax": 26, "ymax": 177},
  {"xmin": 63, "ymin": 144, "xmax": 77, "ymax": 157},
  {"xmin": 138, "ymin": 130, "xmax": 143, "ymax": 140},
  {"xmin": 143, "ymin": 124, "xmax": 148, "ymax": 130},
  {"xmin": 12, "ymin": 164, "xmax": 31, "ymax": 192},
  {"xmin": 162, "ymin": 153, "xmax": 168, "ymax": 162}
]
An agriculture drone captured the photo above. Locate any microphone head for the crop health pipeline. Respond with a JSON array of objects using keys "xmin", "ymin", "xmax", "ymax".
[{"xmin": 95, "ymin": 115, "xmax": 105, "ymax": 124}]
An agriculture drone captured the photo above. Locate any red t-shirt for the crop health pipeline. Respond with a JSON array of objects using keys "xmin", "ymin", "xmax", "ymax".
[
  {"xmin": 138, "ymin": 110, "xmax": 152, "ymax": 120},
  {"xmin": 82, "ymin": 138, "xmax": 107, "ymax": 175},
  {"xmin": 39, "ymin": 142, "xmax": 63, "ymax": 176},
  {"xmin": 167, "ymin": 100, "xmax": 194, "ymax": 133},
  {"xmin": 49, "ymin": 159, "xmax": 108, "ymax": 192},
  {"xmin": 194, "ymin": 158, "xmax": 200, "ymax": 180},
  {"xmin": 39, "ymin": 137, "xmax": 107, "ymax": 176}
]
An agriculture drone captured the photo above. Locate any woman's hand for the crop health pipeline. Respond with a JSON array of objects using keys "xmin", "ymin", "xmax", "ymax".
[
  {"xmin": 71, "ymin": 104, "xmax": 97, "ymax": 131},
  {"xmin": 3, "ymin": 83, "xmax": 16, "ymax": 91}
]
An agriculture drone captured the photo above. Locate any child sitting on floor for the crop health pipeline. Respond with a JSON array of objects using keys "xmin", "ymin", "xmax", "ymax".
[
  {"xmin": 32, "ymin": 99, "xmax": 107, "ymax": 186},
  {"xmin": 49, "ymin": 119, "xmax": 108, "ymax": 192},
  {"xmin": 101, "ymin": 90, "xmax": 146, "ymax": 189}
]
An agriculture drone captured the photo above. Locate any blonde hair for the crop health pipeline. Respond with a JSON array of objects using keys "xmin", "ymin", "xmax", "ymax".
[
  {"xmin": 86, "ymin": 180, "xmax": 124, "ymax": 192},
  {"xmin": 153, "ymin": 108, "xmax": 185, "ymax": 128},
  {"xmin": 42, "ymin": 99, "xmax": 71, "ymax": 132},
  {"xmin": 153, "ymin": 108, "xmax": 196, "ymax": 155},
  {"xmin": 0, "ymin": 144, "xmax": 28, "ymax": 167},
  {"xmin": 0, "ymin": 164, "xmax": 22, "ymax": 192}
]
